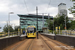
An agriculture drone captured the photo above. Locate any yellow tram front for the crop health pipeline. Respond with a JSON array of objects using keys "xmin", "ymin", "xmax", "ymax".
[{"xmin": 27, "ymin": 26, "xmax": 36, "ymax": 38}]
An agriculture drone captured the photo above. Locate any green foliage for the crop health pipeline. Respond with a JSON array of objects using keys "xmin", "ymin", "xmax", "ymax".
[
  {"xmin": 3, "ymin": 24, "xmax": 14, "ymax": 32},
  {"xmin": 54, "ymin": 15, "xmax": 70, "ymax": 30},
  {"xmin": 60, "ymin": 24, "xmax": 63, "ymax": 30},
  {"xmin": 54, "ymin": 31, "xmax": 58, "ymax": 35},
  {"xmin": 49, "ymin": 30, "xmax": 52, "ymax": 33},
  {"xmin": 45, "ymin": 18, "xmax": 53, "ymax": 30},
  {"xmin": 46, "ymin": 15, "xmax": 71, "ymax": 30},
  {"xmin": 14, "ymin": 26, "xmax": 25, "ymax": 32},
  {"xmin": 69, "ymin": 20, "xmax": 75, "ymax": 29},
  {"xmin": 22, "ymin": 28, "xmax": 25, "ymax": 31},
  {"xmin": 69, "ymin": 0, "xmax": 75, "ymax": 17},
  {"xmin": 70, "ymin": 0, "xmax": 75, "ymax": 1},
  {"xmin": 14, "ymin": 26, "xmax": 20, "ymax": 31},
  {"xmin": 0, "ymin": 27, "xmax": 1, "ymax": 29},
  {"xmin": 68, "ymin": 0, "xmax": 75, "ymax": 30}
]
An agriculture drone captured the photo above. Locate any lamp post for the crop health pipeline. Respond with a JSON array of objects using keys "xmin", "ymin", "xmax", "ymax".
[
  {"xmin": 52, "ymin": 17, "xmax": 55, "ymax": 35},
  {"xmin": 8, "ymin": 12, "xmax": 14, "ymax": 36},
  {"xmin": 53, "ymin": 17, "xmax": 54, "ymax": 34},
  {"xmin": 42, "ymin": 13, "xmax": 44, "ymax": 27},
  {"xmin": 36, "ymin": 6, "xmax": 38, "ymax": 39},
  {"xmin": 48, "ymin": 14, "xmax": 50, "ymax": 33},
  {"xmin": 64, "ymin": 15, "xmax": 67, "ymax": 35}
]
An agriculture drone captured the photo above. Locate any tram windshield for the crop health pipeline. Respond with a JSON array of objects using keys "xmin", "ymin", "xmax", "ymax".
[{"xmin": 27, "ymin": 27, "xmax": 34, "ymax": 33}]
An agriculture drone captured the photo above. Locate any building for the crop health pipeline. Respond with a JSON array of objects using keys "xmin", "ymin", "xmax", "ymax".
[
  {"xmin": 18, "ymin": 14, "xmax": 53, "ymax": 31},
  {"xmin": 58, "ymin": 3, "xmax": 67, "ymax": 16}
]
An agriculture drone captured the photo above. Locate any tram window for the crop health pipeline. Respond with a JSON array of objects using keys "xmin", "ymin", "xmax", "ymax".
[
  {"xmin": 30, "ymin": 31, "xmax": 33, "ymax": 33},
  {"xmin": 27, "ymin": 28, "xmax": 36, "ymax": 33},
  {"xmin": 27, "ymin": 31, "xmax": 34, "ymax": 33},
  {"xmin": 27, "ymin": 31, "xmax": 29, "ymax": 33}
]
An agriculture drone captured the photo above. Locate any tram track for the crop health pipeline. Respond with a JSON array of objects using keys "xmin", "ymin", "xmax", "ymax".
[
  {"xmin": 39, "ymin": 34, "xmax": 63, "ymax": 50},
  {"xmin": 39, "ymin": 34, "xmax": 53, "ymax": 50},
  {"xmin": 4, "ymin": 38, "xmax": 36, "ymax": 50},
  {"xmin": 27, "ymin": 36, "xmax": 51, "ymax": 50},
  {"xmin": 27, "ymin": 40, "xmax": 34, "ymax": 50},
  {"xmin": 25, "ymin": 38, "xmax": 35, "ymax": 50},
  {"xmin": 3, "ymin": 39, "xmax": 28, "ymax": 50},
  {"xmin": 40, "ymin": 34, "xmax": 75, "ymax": 50},
  {"xmin": 4, "ymin": 34, "xmax": 75, "ymax": 50},
  {"xmin": 23, "ymin": 35, "xmax": 52, "ymax": 50},
  {"xmin": 41, "ymin": 36, "xmax": 65, "ymax": 50},
  {"xmin": 14, "ymin": 38, "xmax": 36, "ymax": 50},
  {"xmin": 12, "ymin": 39, "xmax": 28, "ymax": 50}
]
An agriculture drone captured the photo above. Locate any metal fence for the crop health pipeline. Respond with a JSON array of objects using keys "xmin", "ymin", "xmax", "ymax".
[
  {"xmin": 61, "ymin": 30, "xmax": 75, "ymax": 35},
  {"xmin": 0, "ymin": 32, "xmax": 19, "ymax": 37},
  {"xmin": 48, "ymin": 30, "xmax": 75, "ymax": 36}
]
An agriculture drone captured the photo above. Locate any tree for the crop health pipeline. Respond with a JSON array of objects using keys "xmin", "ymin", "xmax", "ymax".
[
  {"xmin": 68, "ymin": 0, "xmax": 75, "ymax": 17},
  {"xmin": 0, "ymin": 27, "xmax": 1, "ymax": 29},
  {"xmin": 54, "ymin": 15, "xmax": 71, "ymax": 30},
  {"xmin": 3, "ymin": 24, "xmax": 14, "ymax": 32},
  {"xmin": 14, "ymin": 26, "xmax": 20, "ymax": 32},
  {"xmin": 69, "ymin": 20, "xmax": 75, "ymax": 29},
  {"xmin": 46, "ymin": 14, "xmax": 71, "ymax": 30},
  {"xmin": 70, "ymin": 0, "xmax": 75, "ymax": 1},
  {"xmin": 60, "ymin": 24, "xmax": 63, "ymax": 30},
  {"xmin": 68, "ymin": 0, "xmax": 75, "ymax": 30},
  {"xmin": 14, "ymin": 26, "xmax": 25, "ymax": 32},
  {"xmin": 45, "ymin": 18, "xmax": 53, "ymax": 30}
]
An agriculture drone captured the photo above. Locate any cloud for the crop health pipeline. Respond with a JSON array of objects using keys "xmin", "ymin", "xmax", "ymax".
[
  {"xmin": 0, "ymin": 20, "xmax": 19, "ymax": 32},
  {"xmin": 38, "ymin": 4, "xmax": 58, "ymax": 17},
  {"xmin": 67, "ymin": 9, "xmax": 73, "ymax": 17},
  {"xmin": 10, "ymin": 20, "xmax": 19, "ymax": 26},
  {"xmin": 0, "ymin": 21, "xmax": 6, "ymax": 24},
  {"xmin": 0, "ymin": 1, "xmax": 9, "ymax": 12},
  {"xmin": 68, "ymin": 13, "xmax": 73, "ymax": 17},
  {"xmin": 0, "ymin": 20, "xmax": 19, "ymax": 26},
  {"xmin": 0, "ymin": 0, "xmax": 74, "ymax": 32}
]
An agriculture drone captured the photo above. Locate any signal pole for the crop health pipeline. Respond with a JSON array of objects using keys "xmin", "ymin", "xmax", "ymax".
[
  {"xmin": 65, "ymin": 15, "xmax": 67, "ymax": 35},
  {"xmin": 42, "ymin": 13, "xmax": 44, "ymax": 27},
  {"xmin": 36, "ymin": 6, "xmax": 38, "ymax": 39},
  {"xmin": 48, "ymin": 14, "xmax": 49, "ymax": 33}
]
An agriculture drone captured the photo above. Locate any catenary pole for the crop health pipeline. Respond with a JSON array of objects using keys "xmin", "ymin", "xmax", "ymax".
[{"xmin": 36, "ymin": 6, "xmax": 38, "ymax": 39}]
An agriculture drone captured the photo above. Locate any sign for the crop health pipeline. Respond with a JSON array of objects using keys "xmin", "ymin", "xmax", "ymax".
[
  {"xmin": 65, "ymin": 27, "xmax": 66, "ymax": 29},
  {"xmin": 56, "ymin": 27, "xmax": 58, "ymax": 32},
  {"xmin": 21, "ymin": 29, "xmax": 22, "ymax": 33},
  {"xmin": 59, "ymin": 26, "xmax": 60, "ymax": 30},
  {"xmin": 18, "ymin": 28, "xmax": 19, "ymax": 31}
]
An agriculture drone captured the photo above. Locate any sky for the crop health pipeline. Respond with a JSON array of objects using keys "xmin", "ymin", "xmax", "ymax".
[{"xmin": 0, "ymin": 0, "xmax": 73, "ymax": 32}]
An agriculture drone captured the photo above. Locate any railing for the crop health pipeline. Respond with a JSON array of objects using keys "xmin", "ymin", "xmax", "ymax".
[
  {"xmin": 0, "ymin": 32, "xmax": 20, "ymax": 37},
  {"xmin": 61, "ymin": 30, "xmax": 75, "ymax": 35},
  {"xmin": 50, "ymin": 30, "xmax": 75, "ymax": 36},
  {"xmin": 43, "ymin": 30, "xmax": 75, "ymax": 36}
]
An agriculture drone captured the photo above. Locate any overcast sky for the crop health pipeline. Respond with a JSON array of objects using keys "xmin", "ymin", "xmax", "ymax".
[{"xmin": 0, "ymin": 0, "xmax": 73, "ymax": 31}]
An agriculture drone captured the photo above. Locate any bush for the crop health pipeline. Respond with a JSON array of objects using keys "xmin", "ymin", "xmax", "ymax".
[
  {"xmin": 54, "ymin": 31, "xmax": 58, "ymax": 35},
  {"xmin": 49, "ymin": 30, "xmax": 53, "ymax": 33}
]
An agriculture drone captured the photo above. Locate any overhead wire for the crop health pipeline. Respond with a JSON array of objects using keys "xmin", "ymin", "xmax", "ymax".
[
  {"xmin": 23, "ymin": 0, "xmax": 51, "ymax": 14},
  {"xmin": 24, "ymin": 0, "xmax": 29, "ymax": 14},
  {"xmin": 45, "ymin": 0, "xmax": 51, "ymax": 13}
]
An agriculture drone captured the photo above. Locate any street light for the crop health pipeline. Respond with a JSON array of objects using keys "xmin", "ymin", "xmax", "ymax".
[
  {"xmin": 48, "ymin": 14, "xmax": 50, "ymax": 33},
  {"xmin": 8, "ymin": 12, "xmax": 14, "ymax": 36},
  {"xmin": 64, "ymin": 15, "xmax": 67, "ymax": 35},
  {"xmin": 36, "ymin": 6, "xmax": 38, "ymax": 39}
]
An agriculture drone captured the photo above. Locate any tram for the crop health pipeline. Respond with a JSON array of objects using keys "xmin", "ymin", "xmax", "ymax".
[{"xmin": 26, "ymin": 26, "xmax": 36, "ymax": 38}]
